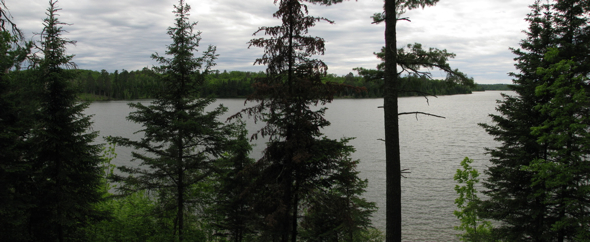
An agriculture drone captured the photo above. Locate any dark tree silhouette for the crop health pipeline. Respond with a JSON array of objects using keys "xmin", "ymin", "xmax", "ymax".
[
  {"xmin": 27, "ymin": 1, "xmax": 105, "ymax": 241},
  {"xmin": 230, "ymin": 0, "xmax": 373, "ymax": 241}
]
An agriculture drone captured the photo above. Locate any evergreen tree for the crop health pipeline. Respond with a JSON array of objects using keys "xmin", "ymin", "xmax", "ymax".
[
  {"xmin": 232, "ymin": 0, "xmax": 374, "ymax": 241},
  {"xmin": 525, "ymin": 1, "xmax": 590, "ymax": 239},
  {"xmin": 107, "ymin": 1, "xmax": 232, "ymax": 241},
  {"xmin": 479, "ymin": 2, "xmax": 555, "ymax": 240},
  {"xmin": 27, "ymin": 1, "xmax": 105, "ymax": 241},
  {"xmin": 480, "ymin": 0, "xmax": 590, "ymax": 240},
  {"xmin": 209, "ymin": 122, "xmax": 257, "ymax": 242},
  {"xmin": 298, "ymin": 138, "xmax": 377, "ymax": 241}
]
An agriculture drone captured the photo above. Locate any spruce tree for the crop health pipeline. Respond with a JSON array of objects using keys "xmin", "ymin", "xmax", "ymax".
[
  {"xmin": 232, "ymin": 1, "xmax": 375, "ymax": 241},
  {"xmin": 298, "ymin": 138, "xmax": 377, "ymax": 241},
  {"xmin": 528, "ymin": 48, "xmax": 590, "ymax": 241},
  {"xmin": 523, "ymin": 0, "xmax": 590, "ymax": 240},
  {"xmin": 480, "ymin": 0, "xmax": 590, "ymax": 240},
  {"xmin": 27, "ymin": 1, "xmax": 105, "ymax": 241},
  {"xmin": 107, "ymin": 1, "xmax": 232, "ymax": 240},
  {"xmin": 479, "ymin": 2, "xmax": 555, "ymax": 240},
  {"xmin": 209, "ymin": 122, "xmax": 257, "ymax": 242}
]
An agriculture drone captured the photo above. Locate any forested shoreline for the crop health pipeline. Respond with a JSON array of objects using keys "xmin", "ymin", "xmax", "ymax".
[{"xmin": 71, "ymin": 68, "xmax": 506, "ymax": 101}]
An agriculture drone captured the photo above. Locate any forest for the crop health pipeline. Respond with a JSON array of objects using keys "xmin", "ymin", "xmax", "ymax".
[
  {"xmin": 71, "ymin": 68, "xmax": 479, "ymax": 101},
  {"xmin": 1, "ymin": 0, "xmax": 589, "ymax": 242}
]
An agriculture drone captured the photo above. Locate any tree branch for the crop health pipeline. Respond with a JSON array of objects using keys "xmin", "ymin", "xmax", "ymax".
[{"xmin": 398, "ymin": 111, "xmax": 445, "ymax": 120}]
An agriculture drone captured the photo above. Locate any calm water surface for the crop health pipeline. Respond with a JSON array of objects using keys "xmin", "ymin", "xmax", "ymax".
[{"xmin": 85, "ymin": 91, "xmax": 513, "ymax": 241}]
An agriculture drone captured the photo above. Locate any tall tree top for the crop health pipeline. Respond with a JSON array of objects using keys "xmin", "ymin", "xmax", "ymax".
[
  {"xmin": 151, "ymin": 0, "xmax": 217, "ymax": 99},
  {"xmin": 37, "ymin": 0, "xmax": 76, "ymax": 71},
  {"xmin": 249, "ymin": 0, "xmax": 333, "ymax": 80}
]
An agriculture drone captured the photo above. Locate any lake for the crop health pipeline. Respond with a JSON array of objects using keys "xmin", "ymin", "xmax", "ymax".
[{"xmin": 84, "ymin": 90, "xmax": 512, "ymax": 241}]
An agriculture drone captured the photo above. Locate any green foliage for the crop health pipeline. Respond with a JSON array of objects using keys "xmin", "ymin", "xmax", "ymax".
[
  {"xmin": 86, "ymin": 143, "xmax": 209, "ymax": 242},
  {"xmin": 87, "ymin": 143, "xmax": 209, "ymax": 242},
  {"xmin": 353, "ymin": 228, "xmax": 385, "ymax": 242},
  {"xmin": 522, "ymin": 48, "xmax": 590, "ymax": 240},
  {"xmin": 453, "ymin": 157, "xmax": 492, "ymax": 242},
  {"xmin": 86, "ymin": 190, "xmax": 159, "ymax": 242}
]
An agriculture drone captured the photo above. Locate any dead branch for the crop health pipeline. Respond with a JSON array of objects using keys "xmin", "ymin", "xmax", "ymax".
[
  {"xmin": 401, "ymin": 168, "xmax": 410, "ymax": 178},
  {"xmin": 398, "ymin": 111, "xmax": 445, "ymax": 120}
]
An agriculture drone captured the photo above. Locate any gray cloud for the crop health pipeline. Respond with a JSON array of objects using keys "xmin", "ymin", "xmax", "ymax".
[{"xmin": 8, "ymin": 0, "xmax": 533, "ymax": 84}]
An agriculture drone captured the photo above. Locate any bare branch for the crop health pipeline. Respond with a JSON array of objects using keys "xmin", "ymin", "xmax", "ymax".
[
  {"xmin": 398, "ymin": 111, "xmax": 445, "ymax": 120},
  {"xmin": 401, "ymin": 168, "xmax": 410, "ymax": 178}
]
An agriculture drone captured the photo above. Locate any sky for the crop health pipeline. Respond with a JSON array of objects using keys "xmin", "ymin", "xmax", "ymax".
[{"xmin": 6, "ymin": 0, "xmax": 534, "ymax": 84}]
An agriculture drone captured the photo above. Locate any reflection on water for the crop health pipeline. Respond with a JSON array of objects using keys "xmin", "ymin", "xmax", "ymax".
[{"xmin": 85, "ymin": 91, "xmax": 513, "ymax": 241}]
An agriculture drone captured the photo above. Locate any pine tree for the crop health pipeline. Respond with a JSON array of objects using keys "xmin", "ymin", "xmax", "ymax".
[
  {"xmin": 368, "ymin": 1, "xmax": 473, "ymax": 240},
  {"xmin": 27, "ymin": 1, "xmax": 105, "ymax": 241},
  {"xmin": 107, "ymin": 1, "xmax": 232, "ymax": 241},
  {"xmin": 232, "ymin": 1, "xmax": 374, "ymax": 241}
]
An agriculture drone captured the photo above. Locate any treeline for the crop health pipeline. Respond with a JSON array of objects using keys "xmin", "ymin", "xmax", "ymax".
[
  {"xmin": 473, "ymin": 83, "xmax": 511, "ymax": 91},
  {"xmin": 325, "ymin": 73, "xmax": 474, "ymax": 97},
  {"xmin": 73, "ymin": 68, "xmax": 160, "ymax": 100},
  {"xmin": 72, "ymin": 69, "xmax": 476, "ymax": 101}
]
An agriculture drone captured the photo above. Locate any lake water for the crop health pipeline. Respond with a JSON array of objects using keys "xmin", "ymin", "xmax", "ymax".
[{"xmin": 84, "ymin": 91, "xmax": 512, "ymax": 241}]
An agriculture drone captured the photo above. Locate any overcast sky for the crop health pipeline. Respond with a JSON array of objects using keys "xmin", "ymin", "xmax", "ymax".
[{"xmin": 7, "ymin": 0, "xmax": 533, "ymax": 84}]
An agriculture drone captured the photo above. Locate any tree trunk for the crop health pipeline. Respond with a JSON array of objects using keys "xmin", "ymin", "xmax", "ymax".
[
  {"xmin": 292, "ymin": 185, "xmax": 298, "ymax": 242},
  {"xmin": 177, "ymin": 108, "xmax": 185, "ymax": 242},
  {"xmin": 178, "ymin": 145, "xmax": 184, "ymax": 242},
  {"xmin": 384, "ymin": 0, "xmax": 401, "ymax": 241}
]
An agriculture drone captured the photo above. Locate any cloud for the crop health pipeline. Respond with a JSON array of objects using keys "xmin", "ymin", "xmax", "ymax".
[{"xmin": 7, "ymin": 0, "xmax": 534, "ymax": 84}]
